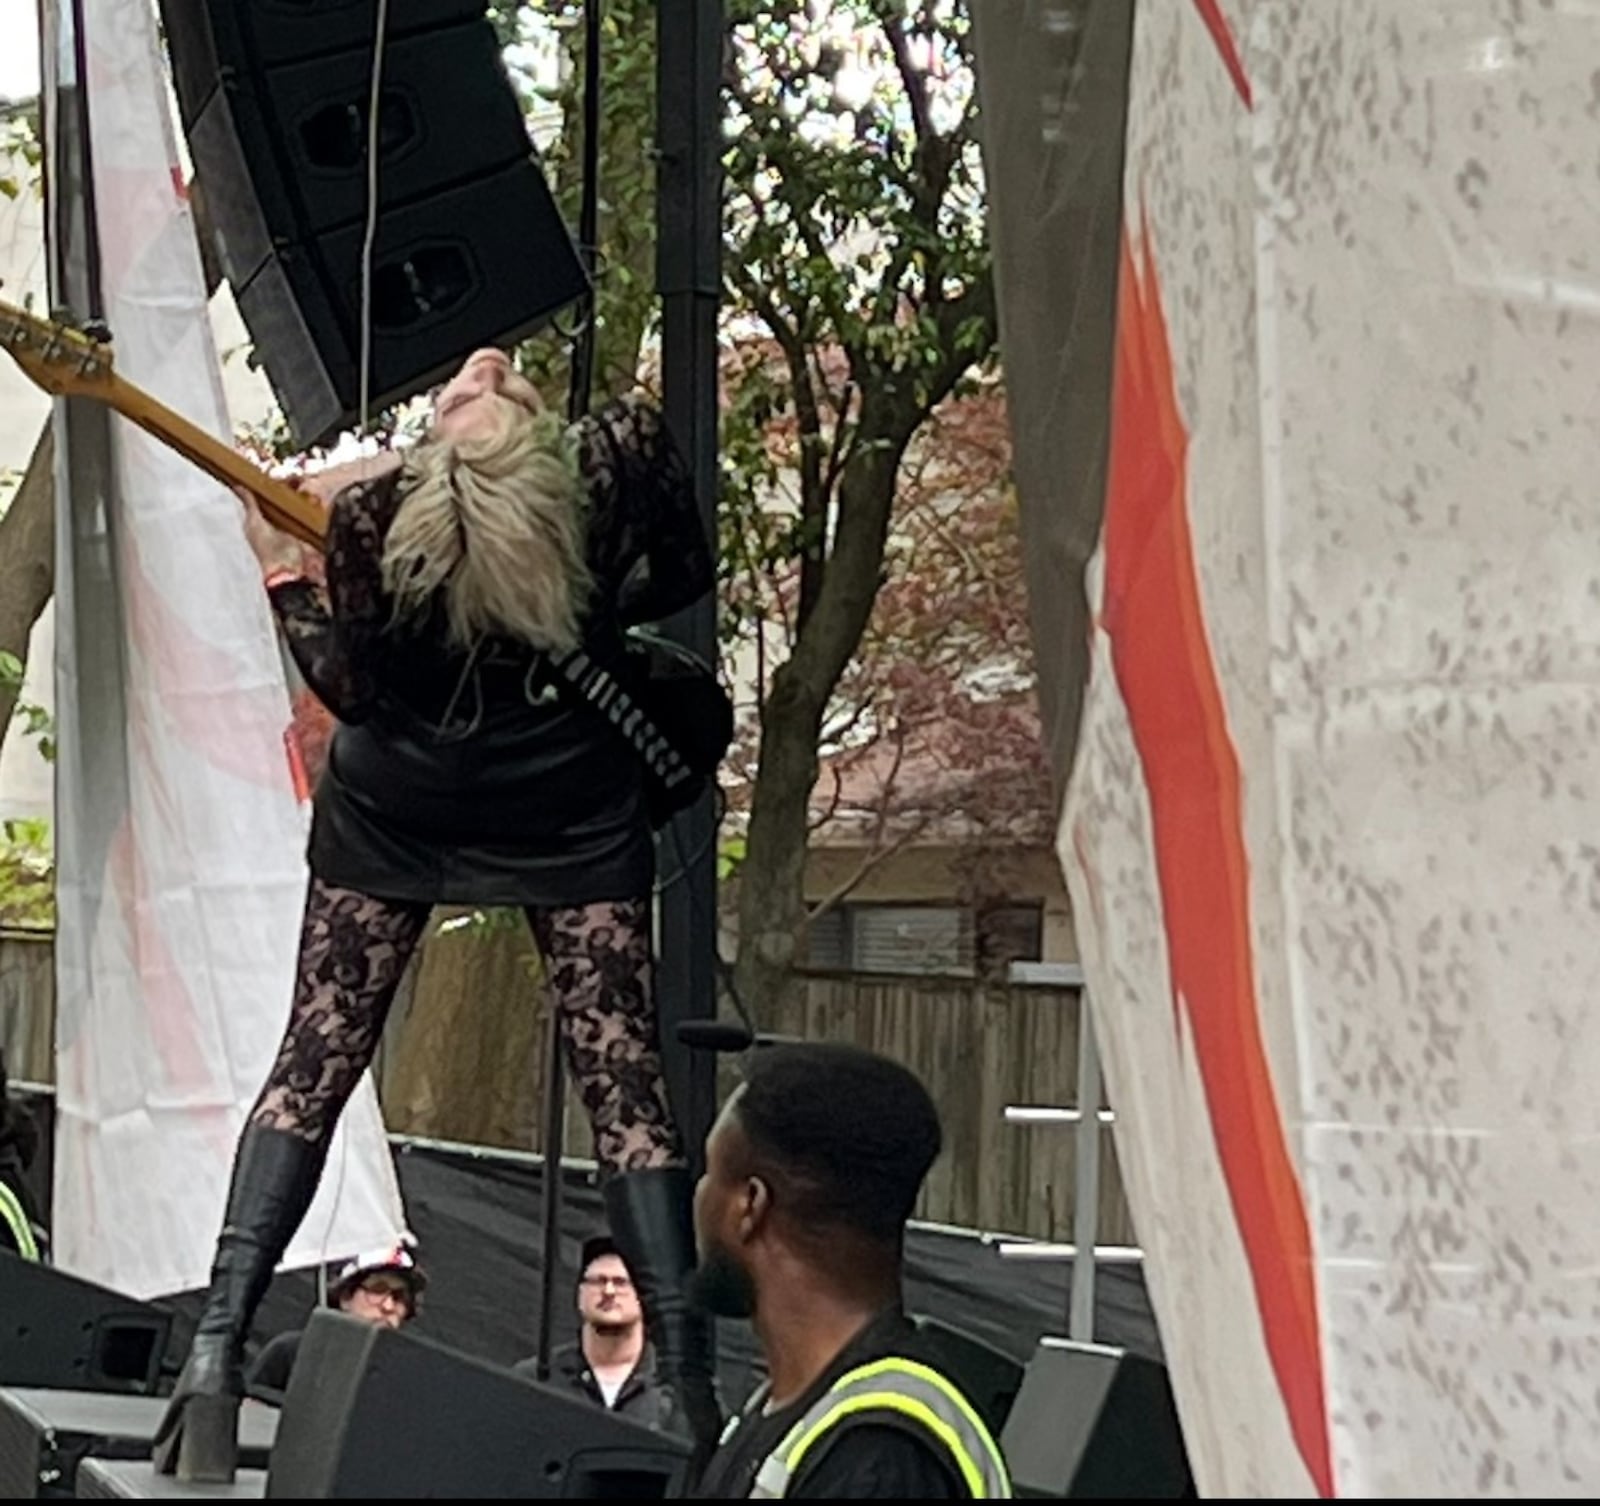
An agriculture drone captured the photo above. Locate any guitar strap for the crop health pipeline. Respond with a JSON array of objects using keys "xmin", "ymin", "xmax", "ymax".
[
  {"xmin": 533, "ymin": 643, "xmax": 696, "ymax": 799},
  {"xmin": 529, "ymin": 413, "xmax": 698, "ymax": 794}
]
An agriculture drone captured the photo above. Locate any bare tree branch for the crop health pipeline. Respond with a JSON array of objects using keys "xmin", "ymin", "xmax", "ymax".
[
  {"xmin": 807, "ymin": 762, "xmax": 846, "ymax": 837},
  {"xmin": 818, "ymin": 691, "xmax": 874, "ymax": 752},
  {"xmin": 802, "ymin": 818, "xmax": 932, "ymax": 928},
  {"xmin": 728, "ymin": 263, "xmax": 833, "ymax": 629},
  {"xmin": 877, "ymin": 9, "xmax": 934, "ymax": 144},
  {"xmin": 805, "ymin": 721, "xmax": 933, "ymax": 924},
  {"xmin": 821, "ymin": 377, "xmax": 858, "ymax": 496}
]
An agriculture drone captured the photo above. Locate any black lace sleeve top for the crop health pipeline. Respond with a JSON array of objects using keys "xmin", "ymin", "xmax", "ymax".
[{"xmin": 267, "ymin": 394, "xmax": 714, "ymax": 724}]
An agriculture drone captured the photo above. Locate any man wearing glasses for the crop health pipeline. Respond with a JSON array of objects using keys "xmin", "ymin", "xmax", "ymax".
[
  {"xmin": 516, "ymin": 1234, "xmax": 667, "ymax": 1427},
  {"xmin": 246, "ymin": 1243, "xmax": 425, "ymax": 1402}
]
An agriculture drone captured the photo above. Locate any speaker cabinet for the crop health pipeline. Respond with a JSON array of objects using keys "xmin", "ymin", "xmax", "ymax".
[
  {"xmin": 0, "ymin": 1253, "xmax": 171, "ymax": 1397},
  {"xmin": 160, "ymin": 0, "xmax": 588, "ymax": 443},
  {"xmin": 265, "ymin": 1311, "xmax": 691, "ymax": 1498},
  {"xmin": 0, "ymin": 1387, "xmax": 276, "ymax": 1500},
  {"xmin": 999, "ymin": 1338, "xmax": 1194, "ymax": 1498}
]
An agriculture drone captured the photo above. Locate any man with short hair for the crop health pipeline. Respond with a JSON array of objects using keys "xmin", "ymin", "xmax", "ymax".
[
  {"xmin": 514, "ymin": 1235, "xmax": 667, "ymax": 1427},
  {"xmin": 691, "ymin": 1043, "xmax": 1011, "ymax": 1499},
  {"xmin": 246, "ymin": 1243, "xmax": 425, "ymax": 1401}
]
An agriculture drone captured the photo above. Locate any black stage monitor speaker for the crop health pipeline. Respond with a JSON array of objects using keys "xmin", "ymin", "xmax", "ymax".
[
  {"xmin": 913, "ymin": 1316, "xmax": 1026, "ymax": 1437},
  {"xmin": 0, "ymin": 1388, "xmax": 276, "ymax": 1500},
  {"xmin": 159, "ymin": 0, "xmax": 589, "ymax": 445},
  {"xmin": 265, "ymin": 1311, "xmax": 692, "ymax": 1498},
  {"xmin": 76, "ymin": 1457, "xmax": 267, "ymax": 1499},
  {"xmin": 0, "ymin": 1253, "xmax": 171, "ymax": 1396},
  {"xmin": 1000, "ymin": 1338, "xmax": 1194, "ymax": 1498}
]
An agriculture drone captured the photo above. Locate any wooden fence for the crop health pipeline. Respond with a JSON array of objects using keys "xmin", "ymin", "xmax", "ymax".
[
  {"xmin": 770, "ymin": 971, "xmax": 1134, "ymax": 1243},
  {"xmin": 0, "ymin": 925, "xmax": 1134, "ymax": 1243},
  {"xmin": 1, "ymin": 928, "xmax": 52, "ymax": 1085}
]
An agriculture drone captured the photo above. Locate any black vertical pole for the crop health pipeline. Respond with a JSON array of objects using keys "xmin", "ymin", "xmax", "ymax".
[
  {"xmin": 42, "ymin": 0, "xmax": 133, "ymax": 1061},
  {"xmin": 537, "ymin": 0, "xmax": 608, "ymax": 1388},
  {"xmin": 654, "ymin": 1, "xmax": 723, "ymax": 1174},
  {"xmin": 534, "ymin": 999, "xmax": 566, "ymax": 1380},
  {"xmin": 46, "ymin": 0, "xmax": 105, "ymax": 322}
]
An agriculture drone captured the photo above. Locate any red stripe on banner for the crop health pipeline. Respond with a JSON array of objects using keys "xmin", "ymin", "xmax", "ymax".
[
  {"xmin": 109, "ymin": 820, "xmax": 213, "ymax": 1097},
  {"xmin": 1192, "ymin": 0, "xmax": 1253, "ymax": 108},
  {"xmin": 1101, "ymin": 225, "xmax": 1331, "ymax": 1496}
]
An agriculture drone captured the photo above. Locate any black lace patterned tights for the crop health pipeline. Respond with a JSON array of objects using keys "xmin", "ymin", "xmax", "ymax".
[{"xmin": 249, "ymin": 879, "xmax": 681, "ymax": 1172}]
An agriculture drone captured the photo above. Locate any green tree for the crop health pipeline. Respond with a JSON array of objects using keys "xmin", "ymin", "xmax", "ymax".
[
  {"xmin": 492, "ymin": 0, "xmax": 659, "ymax": 403},
  {"xmin": 0, "ymin": 6, "xmax": 1005, "ymax": 1030},
  {"xmin": 718, "ymin": 0, "xmax": 999, "ymax": 1011},
  {"xmin": 0, "ymin": 102, "xmax": 50, "ymax": 758},
  {"xmin": 727, "ymin": 379, "xmax": 1049, "ymax": 930},
  {"xmin": 461, "ymin": 1, "xmax": 1000, "ymax": 1019}
]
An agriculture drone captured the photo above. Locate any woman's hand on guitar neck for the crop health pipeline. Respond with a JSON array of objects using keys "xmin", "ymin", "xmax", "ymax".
[
  {"xmin": 237, "ymin": 490, "xmax": 306, "ymax": 580},
  {"xmin": 236, "ymin": 450, "xmax": 402, "ymax": 582}
]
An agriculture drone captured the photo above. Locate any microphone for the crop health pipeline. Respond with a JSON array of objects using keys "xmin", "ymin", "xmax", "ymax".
[
  {"xmin": 675, "ymin": 1021, "xmax": 756, "ymax": 1053},
  {"xmin": 673, "ymin": 1023, "xmax": 805, "ymax": 1053}
]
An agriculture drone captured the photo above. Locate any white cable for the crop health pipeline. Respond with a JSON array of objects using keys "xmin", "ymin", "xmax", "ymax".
[
  {"xmin": 310, "ymin": 0, "xmax": 390, "ymax": 1277},
  {"xmin": 358, "ymin": 0, "xmax": 392, "ymax": 432}
]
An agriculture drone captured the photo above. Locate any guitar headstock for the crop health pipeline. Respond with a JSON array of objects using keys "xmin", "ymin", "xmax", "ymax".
[{"xmin": 0, "ymin": 296, "xmax": 114, "ymax": 398}]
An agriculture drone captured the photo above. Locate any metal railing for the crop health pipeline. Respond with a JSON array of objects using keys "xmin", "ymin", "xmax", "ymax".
[{"xmin": 999, "ymin": 967, "xmax": 1142, "ymax": 1341}]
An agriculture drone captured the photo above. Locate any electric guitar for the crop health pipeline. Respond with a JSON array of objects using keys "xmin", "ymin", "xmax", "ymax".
[{"xmin": 0, "ymin": 296, "xmax": 328, "ymax": 546}]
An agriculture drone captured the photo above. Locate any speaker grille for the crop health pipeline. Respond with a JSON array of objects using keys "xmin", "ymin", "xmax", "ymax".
[{"xmin": 161, "ymin": 2, "xmax": 588, "ymax": 444}]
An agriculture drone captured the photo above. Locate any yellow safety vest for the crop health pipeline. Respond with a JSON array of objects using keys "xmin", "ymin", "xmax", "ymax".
[
  {"xmin": 742, "ymin": 1355, "xmax": 1013, "ymax": 1499},
  {"xmin": 0, "ymin": 1181, "xmax": 40, "ymax": 1262}
]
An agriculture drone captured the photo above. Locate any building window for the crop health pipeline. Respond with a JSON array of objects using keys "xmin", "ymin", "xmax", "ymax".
[
  {"xmin": 976, "ymin": 903, "xmax": 1046, "ymax": 978},
  {"xmin": 806, "ymin": 902, "xmax": 1044, "ymax": 978}
]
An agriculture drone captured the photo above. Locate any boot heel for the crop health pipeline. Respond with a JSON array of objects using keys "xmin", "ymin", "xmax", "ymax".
[{"xmin": 174, "ymin": 1393, "xmax": 241, "ymax": 1484}]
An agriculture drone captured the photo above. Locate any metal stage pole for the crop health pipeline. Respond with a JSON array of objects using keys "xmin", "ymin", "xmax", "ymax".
[
  {"xmin": 653, "ymin": 0, "xmax": 724, "ymax": 1174},
  {"xmin": 534, "ymin": 1003, "xmax": 566, "ymax": 1380},
  {"xmin": 1070, "ymin": 990, "xmax": 1103, "ymax": 1342}
]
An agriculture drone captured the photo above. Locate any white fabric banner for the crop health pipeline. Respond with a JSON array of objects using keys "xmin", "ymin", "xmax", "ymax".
[
  {"xmin": 49, "ymin": 0, "xmax": 404, "ymax": 1299},
  {"xmin": 1058, "ymin": 0, "xmax": 1600, "ymax": 1497}
]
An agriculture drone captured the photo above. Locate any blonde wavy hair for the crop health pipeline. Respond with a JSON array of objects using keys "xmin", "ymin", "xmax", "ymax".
[{"xmin": 382, "ymin": 397, "xmax": 591, "ymax": 653}]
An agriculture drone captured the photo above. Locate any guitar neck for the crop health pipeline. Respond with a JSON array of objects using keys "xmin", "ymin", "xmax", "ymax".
[{"xmin": 103, "ymin": 371, "xmax": 329, "ymax": 547}]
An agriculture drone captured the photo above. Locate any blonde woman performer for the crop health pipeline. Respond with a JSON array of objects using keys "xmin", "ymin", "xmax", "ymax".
[{"xmin": 155, "ymin": 350, "xmax": 718, "ymax": 1481}]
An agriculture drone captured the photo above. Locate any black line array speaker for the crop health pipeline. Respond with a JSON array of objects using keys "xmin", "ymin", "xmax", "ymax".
[
  {"xmin": 999, "ymin": 1338, "xmax": 1195, "ymax": 1497},
  {"xmin": 264, "ymin": 1311, "xmax": 692, "ymax": 1497},
  {"xmin": 0, "ymin": 1253, "xmax": 171, "ymax": 1397},
  {"xmin": 159, "ymin": 0, "xmax": 589, "ymax": 445}
]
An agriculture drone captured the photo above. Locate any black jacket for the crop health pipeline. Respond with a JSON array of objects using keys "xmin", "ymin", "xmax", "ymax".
[
  {"xmin": 513, "ymin": 1340, "xmax": 669, "ymax": 1430},
  {"xmin": 694, "ymin": 1309, "xmax": 971, "ymax": 1499},
  {"xmin": 247, "ymin": 1329, "xmax": 304, "ymax": 1401},
  {"xmin": 273, "ymin": 395, "xmax": 715, "ymax": 908}
]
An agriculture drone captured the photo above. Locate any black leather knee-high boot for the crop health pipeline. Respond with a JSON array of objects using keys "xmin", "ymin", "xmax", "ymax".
[
  {"xmin": 152, "ymin": 1125, "xmax": 327, "ymax": 1483},
  {"xmin": 603, "ymin": 1167, "xmax": 722, "ymax": 1465}
]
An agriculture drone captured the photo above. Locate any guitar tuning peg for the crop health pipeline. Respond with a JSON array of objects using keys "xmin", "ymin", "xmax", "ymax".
[{"xmin": 82, "ymin": 319, "xmax": 112, "ymax": 343}]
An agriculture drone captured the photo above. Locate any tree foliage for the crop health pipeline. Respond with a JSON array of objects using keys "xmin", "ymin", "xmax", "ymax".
[
  {"xmin": 716, "ymin": 0, "xmax": 1003, "ymax": 1008},
  {"xmin": 0, "ymin": 6, "xmax": 1035, "ymax": 1010},
  {"xmin": 462, "ymin": 2, "xmax": 1015, "ymax": 1003},
  {"xmin": 722, "ymin": 366, "xmax": 1048, "ymax": 887}
]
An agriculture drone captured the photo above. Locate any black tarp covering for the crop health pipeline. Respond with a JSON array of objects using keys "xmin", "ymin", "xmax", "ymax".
[{"xmin": 11, "ymin": 1089, "xmax": 1160, "ymax": 1408}]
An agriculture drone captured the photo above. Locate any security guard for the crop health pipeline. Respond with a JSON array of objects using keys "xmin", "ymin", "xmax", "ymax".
[
  {"xmin": 691, "ymin": 1043, "xmax": 1010, "ymax": 1498},
  {"xmin": 0, "ymin": 1179, "xmax": 40, "ymax": 1261}
]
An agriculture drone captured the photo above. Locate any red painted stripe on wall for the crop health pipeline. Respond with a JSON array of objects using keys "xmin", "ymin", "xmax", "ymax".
[
  {"xmin": 1100, "ymin": 226, "xmax": 1331, "ymax": 1496},
  {"xmin": 1192, "ymin": 0, "xmax": 1254, "ymax": 107}
]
